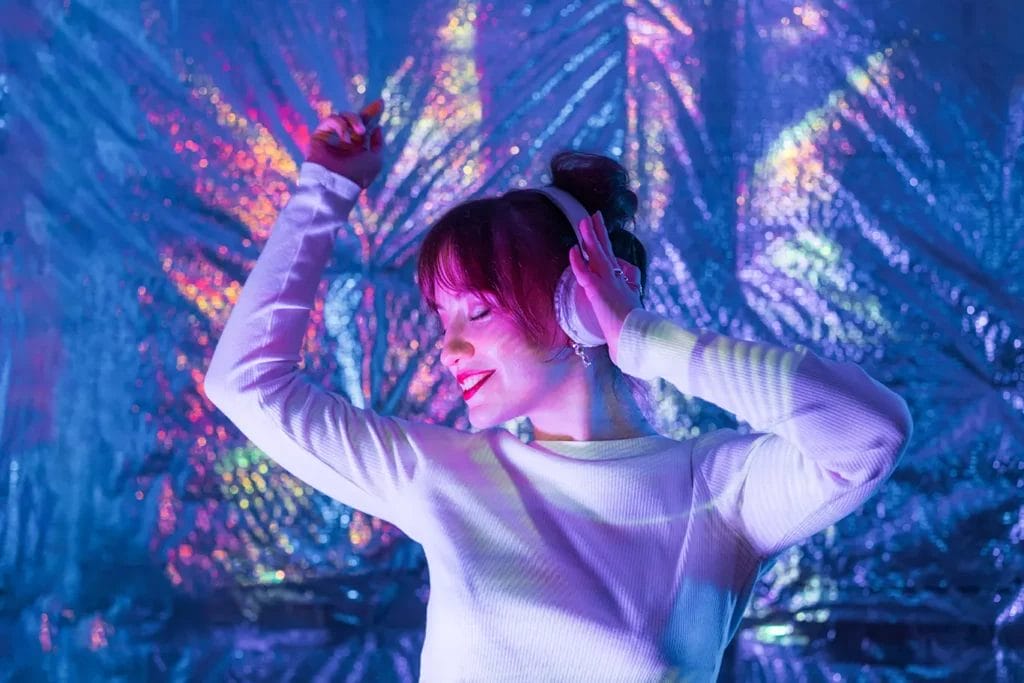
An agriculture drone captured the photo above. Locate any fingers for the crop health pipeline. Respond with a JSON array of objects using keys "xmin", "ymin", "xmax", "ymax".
[
  {"xmin": 360, "ymin": 98, "xmax": 384, "ymax": 126},
  {"xmin": 574, "ymin": 212, "xmax": 642, "ymax": 295},
  {"xmin": 578, "ymin": 211, "xmax": 614, "ymax": 271},
  {"xmin": 615, "ymin": 257, "xmax": 639, "ymax": 275},
  {"xmin": 591, "ymin": 211, "xmax": 615, "ymax": 262},
  {"xmin": 369, "ymin": 126, "xmax": 383, "ymax": 152},
  {"xmin": 339, "ymin": 111, "xmax": 366, "ymax": 136},
  {"xmin": 313, "ymin": 116, "xmax": 373, "ymax": 150},
  {"xmin": 314, "ymin": 117, "xmax": 352, "ymax": 144},
  {"xmin": 568, "ymin": 238, "xmax": 591, "ymax": 284},
  {"xmin": 576, "ymin": 217, "xmax": 595, "ymax": 266},
  {"xmin": 618, "ymin": 258, "xmax": 643, "ymax": 293},
  {"xmin": 360, "ymin": 99, "xmax": 385, "ymax": 151},
  {"xmin": 314, "ymin": 99, "xmax": 385, "ymax": 151}
]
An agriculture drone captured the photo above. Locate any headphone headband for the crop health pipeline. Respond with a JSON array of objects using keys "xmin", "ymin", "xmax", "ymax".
[
  {"xmin": 530, "ymin": 186, "xmax": 593, "ymax": 264},
  {"xmin": 531, "ymin": 185, "xmax": 607, "ymax": 347},
  {"xmin": 528, "ymin": 185, "xmax": 643, "ymax": 348}
]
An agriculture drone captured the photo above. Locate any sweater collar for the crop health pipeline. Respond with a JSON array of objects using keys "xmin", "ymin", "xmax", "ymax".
[{"xmin": 528, "ymin": 433, "xmax": 676, "ymax": 460}]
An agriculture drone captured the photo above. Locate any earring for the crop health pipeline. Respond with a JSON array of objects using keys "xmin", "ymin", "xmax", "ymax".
[{"xmin": 571, "ymin": 341, "xmax": 592, "ymax": 367}]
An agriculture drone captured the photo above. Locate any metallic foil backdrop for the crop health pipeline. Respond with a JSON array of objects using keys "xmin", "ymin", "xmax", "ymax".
[{"xmin": 2, "ymin": 0, "xmax": 1023, "ymax": 680}]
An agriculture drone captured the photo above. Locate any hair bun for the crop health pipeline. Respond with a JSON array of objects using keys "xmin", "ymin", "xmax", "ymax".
[
  {"xmin": 550, "ymin": 151, "xmax": 647, "ymax": 295},
  {"xmin": 550, "ymin": 151, "xmax": 638, "ymax": 233}
]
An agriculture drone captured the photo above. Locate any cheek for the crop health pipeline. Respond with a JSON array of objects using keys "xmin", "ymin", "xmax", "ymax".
[
  {"xmin": 500, "ymin": 345, "xmax": 563, "ymax": 393},
  {"xmin": 484, "ymin": 316, "xmax": 561, "ymax": 375},
  {"xmin": 483, "ymin": 318, "xmax": 533, "ymax": 353}
]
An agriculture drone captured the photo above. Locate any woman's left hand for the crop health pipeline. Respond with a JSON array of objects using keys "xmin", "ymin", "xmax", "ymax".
[
  {"xmin": 307, "ymin": 99, "xmax": 385, "ymax": 189},
  {"xmin": 567, "ymin": 211, "xmax": 643, "ymax": 366}
]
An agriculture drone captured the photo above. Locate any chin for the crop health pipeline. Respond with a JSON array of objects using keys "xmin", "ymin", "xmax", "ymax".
[
  {"xmin": 467, "ymin": 410, "xmax": 499, "ymax": 431},
  {"xmin": 467, "ymin": 404, "xmax": 518, "ymax": 431}
]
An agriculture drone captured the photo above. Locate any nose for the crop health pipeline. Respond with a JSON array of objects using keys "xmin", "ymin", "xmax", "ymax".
[{"xmin": 440, "ymin": 326, "xmax": 473, "ymax": 370}]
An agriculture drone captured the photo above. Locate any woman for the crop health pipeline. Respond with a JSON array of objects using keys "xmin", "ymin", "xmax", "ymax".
[{"xmin": 206, "ymin": 101, "xmax": 913, "ymax": 682}]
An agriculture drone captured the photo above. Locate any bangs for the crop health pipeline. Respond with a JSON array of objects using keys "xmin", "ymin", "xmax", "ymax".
[
  {"xmin": 417, "ymin": 199, "xmax": 502, "ymax": 315},
  {"xmin": 416, "ymin": 194, "xmax": 570, "ymax": 352}
]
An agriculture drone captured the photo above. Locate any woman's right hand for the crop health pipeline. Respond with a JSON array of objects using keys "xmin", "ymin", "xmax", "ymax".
[{"xmin": 307, "ymin": 98, "xmax": 385, "ymax": 189}]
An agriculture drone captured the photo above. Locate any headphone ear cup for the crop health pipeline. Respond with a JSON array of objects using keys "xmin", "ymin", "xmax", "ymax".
[{"xmin": 553, "ymin": 266, "xmax": 605, "ymax": 347}]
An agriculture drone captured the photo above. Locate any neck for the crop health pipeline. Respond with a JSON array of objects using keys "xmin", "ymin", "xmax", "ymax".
[{"xmin": 529, "ymin": 349, "xmax": 658, "ymax": 442}]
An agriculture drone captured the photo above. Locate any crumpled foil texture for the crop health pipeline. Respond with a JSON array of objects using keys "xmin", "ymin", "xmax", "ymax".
[{"xmin": 1, "ymin": 1, "xmax": 1022, "ymax": 680}]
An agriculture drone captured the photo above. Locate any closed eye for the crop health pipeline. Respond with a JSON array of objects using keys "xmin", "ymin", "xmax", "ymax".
[{"xmin": 440, "ymin": 308, "xmax": 490, "ymax": 334}]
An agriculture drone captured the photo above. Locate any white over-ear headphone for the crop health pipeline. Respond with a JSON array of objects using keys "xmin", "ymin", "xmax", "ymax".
[{"xmin": 530, "ymin": 186, "xmax": 610, "ymax": 348}]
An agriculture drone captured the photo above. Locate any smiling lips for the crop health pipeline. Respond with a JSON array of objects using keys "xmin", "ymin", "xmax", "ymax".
[{"xmin": 460, "ymin": 370, "xmax": 495, "ymax": 401}]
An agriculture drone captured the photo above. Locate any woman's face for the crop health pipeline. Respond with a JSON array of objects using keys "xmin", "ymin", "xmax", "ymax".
[{"xmin": 434, "ymin": 285, "xmax": 572, "ymax": 429}]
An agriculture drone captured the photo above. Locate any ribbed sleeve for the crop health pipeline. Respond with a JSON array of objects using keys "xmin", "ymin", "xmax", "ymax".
[
  {"xmin": 204, "ymin": 162, "xmax": 465, "ymax": 539},
  {"xmin": 615, "ymin": 307, "xmax": 913, "ymax": 557}
]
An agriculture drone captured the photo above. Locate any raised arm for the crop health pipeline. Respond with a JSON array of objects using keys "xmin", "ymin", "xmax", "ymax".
[
  {"xmin": 204, "ymin": 104, "xmax": 459, "ymax": 538},
  {"xmin": 614, "ymin": 308, "xmax": 913, "ymax": 558}
]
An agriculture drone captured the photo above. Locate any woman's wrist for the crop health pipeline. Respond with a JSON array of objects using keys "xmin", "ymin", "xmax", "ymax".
[{"xmin": 299, "ymin": 162, "xmax": 362, "ymax": 201}]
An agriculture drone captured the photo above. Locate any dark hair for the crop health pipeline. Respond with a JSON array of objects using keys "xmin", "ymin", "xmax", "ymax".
[{"xmin": 416, "ymin": 150, "xmax": 649, "ymax": 355}]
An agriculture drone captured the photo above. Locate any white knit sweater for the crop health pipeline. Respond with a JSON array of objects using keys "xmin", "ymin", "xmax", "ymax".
[{"xmin": 205, "ymin": 162, "xmax": 913, "ymax": 682}]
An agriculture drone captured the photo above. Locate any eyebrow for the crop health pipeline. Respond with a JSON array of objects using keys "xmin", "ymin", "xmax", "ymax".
[{"xmin": 435, "ymin": 294, "xmax": 486, "ymax": 312}]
